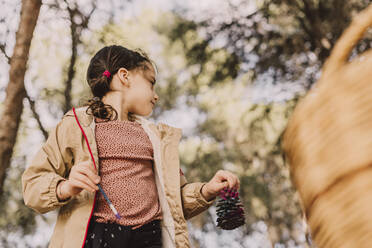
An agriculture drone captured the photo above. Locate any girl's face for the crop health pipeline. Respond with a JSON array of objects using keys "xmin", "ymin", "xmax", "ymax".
[{"xmin": 125, "ymin": 64, "xmax": 158, "ymax": 116}]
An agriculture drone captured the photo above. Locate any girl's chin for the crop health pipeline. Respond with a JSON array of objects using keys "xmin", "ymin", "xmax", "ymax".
[
  {"xmin": 132, "ymin": 104, "xmax": 154, "ymax": 117},
  {"xmin": 135, "ymin": 109, "xmax": 153, "ymax": 117}
]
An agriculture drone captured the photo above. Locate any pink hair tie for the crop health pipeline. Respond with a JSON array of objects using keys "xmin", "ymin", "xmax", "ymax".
[{"xmin": 103, "ymin": 70, "xmax": 111, "ymax": 78}]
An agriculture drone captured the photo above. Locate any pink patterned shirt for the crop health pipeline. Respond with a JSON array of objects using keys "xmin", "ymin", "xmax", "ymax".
[{"xmin": 93, "ymin": 118, "xmax": 162, "ymax": 229}]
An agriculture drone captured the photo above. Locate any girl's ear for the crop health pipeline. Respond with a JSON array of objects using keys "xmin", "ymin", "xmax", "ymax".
[{"xmin": 117, "ymin": 67, "xmax": 130, "ymax": 87}]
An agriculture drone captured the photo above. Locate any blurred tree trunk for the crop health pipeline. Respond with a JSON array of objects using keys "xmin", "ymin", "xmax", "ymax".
[
  {"xmin": 60, "ymin": 0, "xmax": 96, "ymax": 113},
  {"xmin": 0, "ymin": 0, "xmax": 42, "ymax": 196}
]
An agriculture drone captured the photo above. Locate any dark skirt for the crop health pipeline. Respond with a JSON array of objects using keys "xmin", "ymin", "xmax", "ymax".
[{"xmin": 84, "ymin": 218, "xmax": 162, "ymax": 248}]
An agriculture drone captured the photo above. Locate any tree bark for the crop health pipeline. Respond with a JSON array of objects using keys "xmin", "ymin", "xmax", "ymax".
[
  {"xmin": 62, "ymin": 1, "xmax": 96, "ymax": 113},
  {"xmin": 0, "ymin": 0, "xmax": 42, "ymax": 196}
]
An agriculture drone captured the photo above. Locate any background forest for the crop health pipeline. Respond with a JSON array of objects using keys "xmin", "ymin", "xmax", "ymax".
[{"xmin": 0, "ymin": 0, "xmax": 371, "ymax": 247}]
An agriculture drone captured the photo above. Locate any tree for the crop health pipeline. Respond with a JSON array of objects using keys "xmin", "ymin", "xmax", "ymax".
[
  {"xmin": 0, "ymin": 0, "xmax": 42, "ymax": 198},
  {"xmin": 168, "ymin": 0, "xmax": 371, "ymax": 90}
]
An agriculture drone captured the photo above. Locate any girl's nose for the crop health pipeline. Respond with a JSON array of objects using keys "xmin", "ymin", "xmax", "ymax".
[{"xmin": 154, "ymin": 93, "xmax": 159, "ymax": 102}]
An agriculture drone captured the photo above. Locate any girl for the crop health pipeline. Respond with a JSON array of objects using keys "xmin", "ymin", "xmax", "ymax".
[{"xmin": 22, "ymin": 45, "xmax": 240, "ymax": 248}]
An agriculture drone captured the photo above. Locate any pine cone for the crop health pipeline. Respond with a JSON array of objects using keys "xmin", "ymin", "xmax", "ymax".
[{"xmin": 216, "ymin": 187, "xmax": 245, "ymax": 230}]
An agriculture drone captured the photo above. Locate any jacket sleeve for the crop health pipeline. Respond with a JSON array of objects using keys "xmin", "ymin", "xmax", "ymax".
[
  {"xmin": 180, "ymin": 171, "xmax": 215, "ymax": 220},
  {"xmin": 22, "ymin": 118, "xmax": 73, "ymax": 214}
]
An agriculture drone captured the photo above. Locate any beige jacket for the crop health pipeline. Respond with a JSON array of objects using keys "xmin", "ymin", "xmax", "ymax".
[{"xmin": 22, "ymin": 107, "xmax": 214, "ymax": 248}]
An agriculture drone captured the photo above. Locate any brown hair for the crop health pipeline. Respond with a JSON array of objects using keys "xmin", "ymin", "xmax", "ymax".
[{"xmin": 86, "ymin": 45, "xmax": 152, "ymax": 121}]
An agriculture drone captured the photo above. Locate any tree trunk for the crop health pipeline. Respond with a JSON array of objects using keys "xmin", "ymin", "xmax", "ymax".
[{"xmin": 0, "ymin": 0, "xmax": 42, "ymax": 196}]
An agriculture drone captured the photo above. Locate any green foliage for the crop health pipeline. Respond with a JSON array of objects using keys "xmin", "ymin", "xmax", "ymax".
[
  {"xmin": 164, "ymin": 7, "xmax": 308, "ymax": 243},
  {"xmin": 169, "ymin": 0, "xmax": 371, "ymax": 87},
  {"xmin": 179, "ymin": 137, "xmax": 225, "ymax": 182},
  {"xmin": 163, "ymin": 16, "xmax": 241, "ymax": 95}
]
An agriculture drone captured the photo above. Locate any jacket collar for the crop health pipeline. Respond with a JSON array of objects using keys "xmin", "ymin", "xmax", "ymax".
[{"xmin": 67, "ymin": 106, "xmax": 182, "ymax": 140}]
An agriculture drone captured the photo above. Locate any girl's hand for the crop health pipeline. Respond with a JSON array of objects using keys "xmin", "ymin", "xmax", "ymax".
[
  {"xmin": 201, "ymin": 170, "xmax": 240, "ymax": 201},
  {"xmin": 56, "ymin": 161, "xmax": 100, "ymax": 201}
]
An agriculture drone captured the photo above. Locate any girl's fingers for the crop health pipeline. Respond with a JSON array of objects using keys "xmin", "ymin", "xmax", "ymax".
[
  {"xmin": 237, "ymin": 178, "xmax": 240, "ymax": 189},
  {"xmin": 233, "ymin": 177, "xmax": 240, "ymax": 190},
  {"xmin": 70, "ymin": 173, "xmax": 98, "ymax": 192},
  {"xmin": 70, "ymin": 178, "xmax": 97, "ymax": 193},
  {"xmin": 221, "ymin": 181, "xmax": 229, "ymax": 190},
  {"xmin": 72, "ymin": 162, "xmax": 100, "ymax": 184},
  {"xmin": 230, "ymin": 174, "xmax": 239, "ymax": 189},
  {"xmin": 76, "ymin": 164, "xmax": 100, "ymax": 184},
  {"xmin": 227, "ymin": 176, "xmax": 235, "ymax": 189},
  {"xmin": 217, "ymin": 170, "xmax": 240, "ymax": 190}
]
